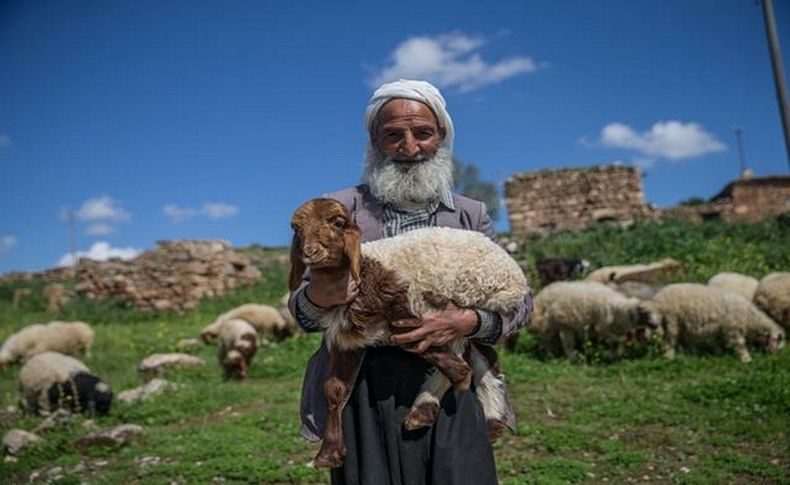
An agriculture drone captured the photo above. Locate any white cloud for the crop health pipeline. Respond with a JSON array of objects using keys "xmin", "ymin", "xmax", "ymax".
[
  {"xmin": 369, "ymin": 32, "xmax": 539, "ymax": 93},
  {"xmin": 57, "ymin": 241, "xmax": 142, "ymax": 267},
  {"xmin": 164, "ymin": 202, "xmax": 239, "ymax": 222},
  {"xmin": 75, "ymin": 196, "xmax": 131, "ymax": 223},
  {"xmin": 0, "ymin": 235, "xmax": 17, "ymax": 256},
  {"xmin": 0, "ymin": 134, "xmax": 11, "ymax": 149},
  {"xmin": 86, "ymin": 223, "xmax": 117, "ymax": 235},
  {"xmin": 600, "ymin": 121, "xmax": 726, "ymax": 160}
]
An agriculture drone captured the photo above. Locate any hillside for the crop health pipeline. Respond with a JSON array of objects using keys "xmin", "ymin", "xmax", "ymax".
[{"xmin": 0, "ymin": 217, "xmax": 788, "ymax": 484}]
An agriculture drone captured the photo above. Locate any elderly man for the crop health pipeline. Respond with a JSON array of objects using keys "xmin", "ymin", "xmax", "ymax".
[{"xmin": 289, "ymin": 79, "xmax": 532, "ymax": 485}]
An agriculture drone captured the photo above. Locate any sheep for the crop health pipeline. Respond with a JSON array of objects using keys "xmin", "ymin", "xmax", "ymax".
[
  {"xmin": 640, "ymin": 283, "xmax": 786, "ymax": 363},
  {"xmin": 707, "ymin": 272, "xmax": 759, "ymax": 301},
  {"xmin": 201, "ymin": 303, "xmax": 292, "ymax": 345},
  {"xmin": 0, "ymin": 321, "xmax": 94, "ymax": 370},
  {"xmin": 535, "ymin": 257, "xmax": 590, "ymax": 287},
  {"xmin": 529, "ymin": 281, "xmax": 657, "ymax": 363},
  {"xmin": 289, "ymin": 198, "xmax": 529, "ymax": 468},
  {"xmin": 18, "ymin": 351, "xmax": 112, "ymax": 416},
  {"xmin": 753, "ymin": 272, "xmax": 790, "ymax": 331},
  {"xmin": 217, "ymin": 318, "xmax": 258, "ymax": 380},
  {"xmin": 586, "ymin": 258, "xmax": 681, "ymax": 284}
]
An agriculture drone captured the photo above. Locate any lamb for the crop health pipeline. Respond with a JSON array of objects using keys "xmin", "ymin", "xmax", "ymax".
[
  {"xmin": 707, "ymin": 272, "xmax": 759, "ymax": 301},
  {"xmin": 639, "ymin": 283, "xmax": 785, "ymax": 363},
  {"xmin": 753, "ymin": 272, "xmax": 790, "ymax": 331},
  {"xmin": 201, "ymin": 303, "xmax": 292, "ymax": 344},
  {"xmin": 529, "ymin": 281, "xmax": 657, "ymax": 363},
  {"xmin": 290, "ymin": 198, "xmax": 529, "ymax": 468},
  {"xmin": 18, "ymin": 351, "xmax": 112, "ymax": 416},
  {"xmin": 0, "ymin": 321, "xmax": 94, "ymax": 370},
  {"xmin": 217, "ymin": 318, "xmax": 258, "ymax": 380}
]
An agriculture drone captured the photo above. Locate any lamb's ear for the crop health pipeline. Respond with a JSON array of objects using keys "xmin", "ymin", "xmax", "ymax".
[
  {"xmin": 289, "ymin": 233, "xmax": 306, "ymax": 292},
  {"xmin": 344, "ymin": 223, "xmax": 362, "ymax": 283}
]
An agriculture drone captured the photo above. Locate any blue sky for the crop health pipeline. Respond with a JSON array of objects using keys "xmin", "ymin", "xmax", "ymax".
[{"xmin": 1, "ymin": 0, "xmax": 788, "ymax": 273}]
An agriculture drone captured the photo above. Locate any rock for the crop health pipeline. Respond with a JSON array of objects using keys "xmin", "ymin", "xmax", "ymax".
[
  {"xmin": 3, "ymin": 429, "xmax": 43, "ymax": 456},
  {"xmin": 33, "ymin": 409, "xmax": 74, "ymax": 434},
  {"xmin": 73, "ymin": 424, "xmax": 143, "ymax": 450},
  {"xmin": 138, "ymin": 353, "xmax": 205, "ymax": 381},
  {"xmin": 118, "ymin": 378, "xmax": 175, "ymax": 403},
  {"xmin": 176, "ymin": 338, "xmax": 202, "ymax": 353}
]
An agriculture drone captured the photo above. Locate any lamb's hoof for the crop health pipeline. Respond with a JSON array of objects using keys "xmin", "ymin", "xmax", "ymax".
[
  {"xmin": 486, "ymin": 419, "xmax": 506, "ymax": 443},
  {"xmin": 313, "ymin": 445, "xmax": 346, "ymax": 469},
  {"xmin": 403, "ymin": 402, "xmax": 439, "ymax": 430}
]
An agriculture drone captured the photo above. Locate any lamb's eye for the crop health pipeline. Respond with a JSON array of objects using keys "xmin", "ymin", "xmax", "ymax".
[{"xmin": 331, "ymin": 217, "xmax": 345, "ymax": 229}]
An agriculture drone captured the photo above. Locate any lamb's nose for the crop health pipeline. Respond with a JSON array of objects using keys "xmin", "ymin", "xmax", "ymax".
[{"xmin": 303, "ymin": 244, "xmax": 320, "ymax": 257}]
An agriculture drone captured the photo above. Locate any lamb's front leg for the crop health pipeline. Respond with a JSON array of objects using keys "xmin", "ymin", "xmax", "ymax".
[
  {"xmin": 403, "ymin": 369, "xmax": 452, "ymax": 431},
  {"xmin": 313, "ymin": 348, "xmax": 364, "ymax": 469},
  {"xmin": 468, "ymin": 343, "xmax": 509, "ymax": 443}
]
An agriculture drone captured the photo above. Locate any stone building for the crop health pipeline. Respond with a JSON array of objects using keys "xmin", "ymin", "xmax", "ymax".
[
  {"xmin": 505, "ymin": 164, "xmax": 651, "ymax": 236},
  {"xmin": 506, "ymin": 164, "xmax": 789, "ymax": 237},
  {"xmin": 660, "ymin": 174, "xmax": 790, "ymax": 223}
]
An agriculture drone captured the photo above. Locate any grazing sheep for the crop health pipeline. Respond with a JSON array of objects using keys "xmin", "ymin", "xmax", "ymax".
[
  {"xmin": 217, "ymin": 318, "xmax": 258, "ymax": 380},
  {"xmin": 640, "ymin": 283, "xmax": 786, "ymax": 363},
  {"xmin": 707, "ymin": 272, "xmax": 759, "ymax": 301},
  {"xmin": 290, "ymin": 198, "xmax": 529, "ymax": 468},
  {"xmin": 753, "ymin": 272, "xmax": 790, "ymax": 331},
  {"xmin": 42, "ymin": 283, "xmax": 70, "ymax": 312},
  {"xmin": 201, "ymin": 303, "xmax": 292, "ymax": 344},
  {"xmin": 0, "ymin": 321, "xmax": 94, "ymax": 370},
  {"xmin": 535, "ymin": 258, "xmax": 590, "ymax": 287},
  {"xmin": 529, "ymin": 281, "xmax": 656, "ymax": 362},
  {"xmin": 586, "ymin": 258, "xmax": 681, "ymax": 284},
  {"xmin": 18, "ymin": 352, "xmax": 112, "ymax": 416}
]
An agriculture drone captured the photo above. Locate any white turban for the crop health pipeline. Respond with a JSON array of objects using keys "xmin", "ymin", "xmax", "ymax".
[{"xmin": 364, "ymin": 79, "xmax": 454, "ymax": 150}]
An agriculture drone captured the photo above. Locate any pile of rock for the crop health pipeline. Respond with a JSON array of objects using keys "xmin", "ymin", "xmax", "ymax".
[{"xmin": 72, "ymin": 240, "xmax": 261, "ymax": 313}]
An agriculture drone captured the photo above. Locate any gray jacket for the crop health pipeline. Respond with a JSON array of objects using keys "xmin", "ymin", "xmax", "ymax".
[{"xmin": 288, "ymin": 185, "xmax": 533, "ymax": 441}]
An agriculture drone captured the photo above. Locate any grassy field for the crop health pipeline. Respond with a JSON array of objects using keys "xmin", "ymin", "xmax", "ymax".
[{"xmin": 1, "ymin": 219, "xmax": 788, "ymax": 484}]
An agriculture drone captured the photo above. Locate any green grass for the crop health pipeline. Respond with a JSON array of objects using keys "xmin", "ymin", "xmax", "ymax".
[{"xmin": 1, "ymin": 218, "xmax": 789, "ymax": 483}]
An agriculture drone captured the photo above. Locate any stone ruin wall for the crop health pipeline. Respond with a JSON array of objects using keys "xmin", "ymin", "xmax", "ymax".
[
  {"xmin": 505, "ymin": 165, "xmax": 652, "ymax": 237},
  {"xmin": 2, "ymin": 240, "xmax": 262, "ymax": 313}
]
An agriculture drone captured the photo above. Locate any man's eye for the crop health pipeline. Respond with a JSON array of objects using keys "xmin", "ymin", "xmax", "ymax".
[{"xmin": 331, "ymin": 218, "xmax": 345, "ymax": 228}]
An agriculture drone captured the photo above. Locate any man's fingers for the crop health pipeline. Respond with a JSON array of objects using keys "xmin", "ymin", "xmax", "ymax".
[
  {"xmin": 414, "ymin": 339, "xmax": 432, "ymax": 353},
  {"xmin": 391, "ymin": 318, "xmax": 421, "ymax": 328},
  {"xmin": 390, "ymin": 328, "xmax": 427, "ymax": 344}
]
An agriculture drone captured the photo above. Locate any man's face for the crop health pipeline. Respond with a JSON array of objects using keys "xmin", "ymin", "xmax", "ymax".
[{"xmin": 371, "ymin": 99, "xmax": 445, "ymax": 163}]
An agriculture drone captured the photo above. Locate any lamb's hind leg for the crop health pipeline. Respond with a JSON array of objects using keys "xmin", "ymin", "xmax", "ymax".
[
  {"xmin": 313, "ymin": 349, "xmax": 364, "ymax": 469},
  {"xmin": 419, "ymin": 347, "xmax": 472, "ymax": 389},
  {"xmin": 469, "ymin": 343, "xmax": 509, "ymax": 443}
]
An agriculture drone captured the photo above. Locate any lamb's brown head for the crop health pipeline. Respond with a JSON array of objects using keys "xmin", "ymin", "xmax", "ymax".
[{"xmin": 289, "ymin": 198, "xmax": 361, "ymax": 291}]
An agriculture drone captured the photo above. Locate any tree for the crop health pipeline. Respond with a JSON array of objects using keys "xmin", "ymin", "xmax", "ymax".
[{"xmin": 453, "ymin": 158, "xmax": 500, "ymax": 221}]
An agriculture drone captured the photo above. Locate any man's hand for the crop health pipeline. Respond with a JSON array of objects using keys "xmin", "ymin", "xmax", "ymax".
[
  {"xmin": 305, "ymin": 273, "xmax": 359, "ymax": 309},
  {"xmin": 389, "ymin": 302, "xmax": 479, "ymax": 353}
]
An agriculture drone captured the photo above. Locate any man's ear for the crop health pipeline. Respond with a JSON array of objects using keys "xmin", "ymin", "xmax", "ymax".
[
  {"xmin": 438, "ymin": 126, "xmax": 446, "ymax": 141},
  {"xmin": 289, "ymin": 233, "xmax": 306, "ymax": 291}
]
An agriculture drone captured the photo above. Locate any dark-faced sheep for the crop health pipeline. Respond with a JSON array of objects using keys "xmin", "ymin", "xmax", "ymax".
[{"xmin": 18, "ymin": 351, "xmax": 112, "ymax": 416}]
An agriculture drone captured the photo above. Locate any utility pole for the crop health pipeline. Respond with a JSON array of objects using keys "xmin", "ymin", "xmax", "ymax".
[
  {"xmin": 733, "ymin": 127, "xmax": 746, "ymax": 176},
  {"xmin": 760, "ymin": 0, "xmax": 790, "ymax": 170},
  {"xmin": 68, "ymin": 209, "xmax": 76, "ymax": 266}
]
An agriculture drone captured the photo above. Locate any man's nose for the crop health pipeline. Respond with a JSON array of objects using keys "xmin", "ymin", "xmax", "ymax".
[{"xmin": 398, "ymin": 133, "xmax": 420, "ymax": 158}]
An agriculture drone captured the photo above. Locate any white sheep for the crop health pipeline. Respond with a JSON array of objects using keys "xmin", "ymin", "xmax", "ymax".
[
  {"xmin": 707, "ymin": 272, "xmax": 759, "ymax": 301},
  {"xmin": 585, "ymin": 258, "xmax": 681, "ymax": 283},
  {"xmin": 529, "ymin": 281, "xmax": 655, "ymax": 363},
  {"xmin": 753, "ymin": 272, "xmax": 790, "ymax": 331},
  {"xmin": 0, "ymin": 321, "xmax": 94, "ymax": 370},
  {"xmin": 18, "ymin": 351, "xmax": 112, "ymax": 416},
  {"xmin": 217, "ymin": 318, "xmax": 258, "ymax": 380},
  {"xmin": 201, "ymin": 303, "xmax": 292, "ymax": 344},
  {"xmin": 640, "ymin": 283, "xmax": 786, "ymax": 363}
]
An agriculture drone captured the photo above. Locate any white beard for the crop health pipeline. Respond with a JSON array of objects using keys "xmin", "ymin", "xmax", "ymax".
[{"xmin": 362, "ymin": 146, "xmax": 454, "ymax": 210}]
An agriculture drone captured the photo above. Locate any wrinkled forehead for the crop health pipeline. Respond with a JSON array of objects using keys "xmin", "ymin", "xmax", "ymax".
[{"xmin": 291, "ymin": 199, "xmax": 350, "ymax": 227}]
